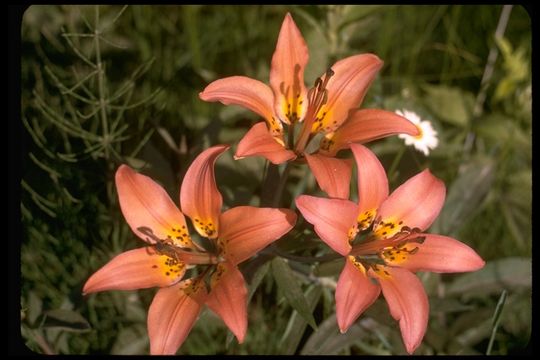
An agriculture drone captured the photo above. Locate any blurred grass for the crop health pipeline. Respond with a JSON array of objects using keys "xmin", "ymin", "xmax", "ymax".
[{"xmin": 20, "ymin": 5, "xmax": 531, "ymax": 355}]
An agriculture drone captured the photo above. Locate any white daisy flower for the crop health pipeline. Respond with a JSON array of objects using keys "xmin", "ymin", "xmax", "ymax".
[{"xmin": 396, "ymin": 109, "xmax": 439, "ymax": 156}]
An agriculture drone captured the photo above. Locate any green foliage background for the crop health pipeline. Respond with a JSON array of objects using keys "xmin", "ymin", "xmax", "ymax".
[{"xmin": 20, "ymin": 5, "xmax": 531, "ymax": 355}]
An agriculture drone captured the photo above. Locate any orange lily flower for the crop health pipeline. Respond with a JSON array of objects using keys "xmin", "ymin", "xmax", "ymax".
[
  {"xmin": 83, "ymin": 145, "xmax": 297, "ymax": 354},
  {"xmin": 200, "ymin": 13, "xmax": 419, "ymax": 199},
  {"xmin": 296, "ymin": 144, "xmax": 484, "ymax": 354}
]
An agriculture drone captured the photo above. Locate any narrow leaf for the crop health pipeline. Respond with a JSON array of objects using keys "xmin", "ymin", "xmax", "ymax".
[
  {"xmin": 432, "ymin": 156, "xmax": 495, "ymax": 236},
  {"xmin": 486, "ymin": 290, "xmax": 508, "ymax": 355},
  {"xmin": 447, "ymin": 257, "xmax": 531, "ymax": 297},
  {"xmin": 271, "ymin": 257, "xmax": 317, "ymax": 330},
  {"xmin": 42, "ymin": 309, "xmax": 91, "ymax": 332},
  {"xmin": 247, "ymin": 261, "xmax": 271, "ymax": 303},
  {"xmin": 300, "ymin": 314, "xmax": 369, "ymax": 355},
  {"xmin": 111, "ymin": 324, "xmax": 149, "ymax": 355},
  {"xmin": 280, "ymin": 284, "xmax": 322, "ymax": 354}
]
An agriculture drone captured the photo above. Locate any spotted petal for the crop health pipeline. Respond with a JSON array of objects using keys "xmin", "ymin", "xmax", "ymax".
[
  {"xmin": 270, "ymin": 13, "xmax": 309, "ymax": 124},
  {"xmin": 206, "ymin": 262, "xmax": 248, "ymax": 343},
  {"xmin": 350, "ymin": 144, "xmax": 388, "ymax": 230},
  {"xmin": 312, "ymin": 54, "xmax": 383, "ymax": 134},
  {"xmin": 371, "ymin": 266, "xmax": 429, "ymax": 354},
  {"xmin": 148, "ymin": 279, "xmax": 207, "ymax": 355},
  {"xmin": 115, "ymin": 165, "xmax": 195, "ymax": 249},
  {"xmin": 296, "ymin": 195, "xmax": 358, "ymax": 256},
  {"xmin": 384, "ymin": 233, "xmax": 485, "ymax": 273},
  {"xmin": 375, "ymin": 169, "xmax": 445, "ymax": 238},
  {"xmin": 235, "ymin": 122, "xmax": 297, "ymax": 164},
  {"xmin": 180, "ymin": 145, "xmax": 229, "ymax": 239},
  {"xmin": 82, "ymin": 248, "xmax": 186, "ymax": 295},
  {"xmin": 336, "ymin": 258, "xmax": 381, "ymax": 333},
  {"xmin": 319, "ymin": 109, "xmax": 420, "ymax": 157},
  {"xmin": 218, "ymin": 206, "xmax": 297, "ymax": 265},
  {"xmin": 199, "ymin": 76, "xmax": 284, "ymax": 138}
]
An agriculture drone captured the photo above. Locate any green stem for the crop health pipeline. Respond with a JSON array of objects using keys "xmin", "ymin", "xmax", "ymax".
[
  {"xmin": 272, "ymin": 162, "xmax": 293, "ymax": 208},
  {"xmin": 287, "ymin": 122, "xmax": 296, "ymax": 149},
  {"xmin": 486, "ymin": 290, "xmax": 508, "ymax": 355}
]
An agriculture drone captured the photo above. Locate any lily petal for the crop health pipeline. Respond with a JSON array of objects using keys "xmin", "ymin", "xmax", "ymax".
[
  {"xmin": 312, "ymin": 54, "xmax": 383, "ymax": 134},
  {"xmin": 336, "ymin": 258, "xmax": 381, "ymax": 333},
  {"xmin": 148, "ymin": 279, "xmax": 207, "ymax": 355},
  {"xmin": 82, "ymin": 248, "xmax": 186, "ymax": 295},
  {"xmin": 199, "ymin": 76, "xmax": 284, "ymax": 138},
  {"xmin": 115, "ymin": 165, "xmax": 195, "ymax": 249},
  {"xmin": 371, "ymin": 266, "xmax": 429, "ymax": 354},
  {"xmin": 350, "ymin": 144, "xmax": 389, "ymax": 230},
  {"xmin": 305, "ymin": 153, "xmax": 353, "ymax": 200},
  {"xmin": 375, "ymin": 169, "xmax": 445, "ymax": 238},
  {"xmin": 180, "ymin": 145, "xmax": 229, "ymax": 239},
  {"xmin": 219, "ymin": 206, "xmax": 296, "ymax": 265},
  {"xmin": 206, "ymin": 262, "xmax": 248, "ymax": 343},
  {"xmin": 319, "ymin": 109, "xmax": 420, "ymax": 157},
  {"xmin": 384, "ymin": 233, "xmax": 485, "ymax": 273},
  {"xmin": 235, "ymin": 122, "xmax": 297, "ymax": 164},
  {"xmin": 270, "ymin": 13, "xmax": 309, "ymax": 124},
  {"xmin": 296, "ymin": 195, "xmax": 359, "ymax": 256}
]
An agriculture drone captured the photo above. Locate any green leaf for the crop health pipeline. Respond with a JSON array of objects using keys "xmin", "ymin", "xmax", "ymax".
[
  {"xmin": 501, "ymin": 292, "xmax": 531, "ymax": 337},
  {"xmin": 314, "ymin": 258, "xmax": 344, "ymax": 278},
  {"xmin": 124, "ymin": 156, "xmax": 148, "ymax": 169},
  {"xmin": 300, "ymin": 314, "xmax": 372, "ymax": 355},
  {"xmin": 500, "ymin": 200, "xmax": 527, "ymax": 250},
  {"xmin": 247, "ymin": 260, "xmax": 271, "ymax": 303},
  {"xmin": 26, "ymin": 291, "xmax": 43, "ymax": 326},
  {"xmin": 475, "ymin": 113, "xmax": 514, "ymax": 144},
  {"xmin": 448, "ymin": 310, "xmax": 493, "ymax": 350},
  {"xmin": 340, "ymin": 5, "xmax": 384, "ymax": 30},
  {"xmin": 493, "ymin": 35, "xmax": 529, "ymax": 101},
  {"xmin": 494, "ymin": 78, "xmax": 517, "ymax": 100},
  {"xmin": 302, "ymin": 22, "xmax": 329, "ymax": 85},
  {"xmin": 42, "ymin": 309, "xmax": 91, "ymax": 333},
  {"xmin": 423, "ymin": 84, "xmax": 474, "ymax": 127},
  {"xmin": 280, "ymin": 284, "xmax": 322, "ymax": 354},
  {"xmin": 447, "ymin": 257, "xmax": 531, "ymax": 297},
  {"xmin": 429, "ymin": 297, "xmax": 475, "ymax": 314},
  {"xmin": 432, "ymin": 156, "xmax": 495, "ymax": 236},
  {"xmin": 271, "ymin": 257, "xmax": 317, "ymax": 330},
  {"xmin": 111, "ymin": 324, "xmax": 149, "ymax": 355}
]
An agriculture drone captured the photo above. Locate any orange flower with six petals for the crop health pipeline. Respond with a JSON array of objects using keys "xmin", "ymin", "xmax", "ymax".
[
  {"xmin": 200, "ymin": 13, "xmax": 420, "ymax": 199},
  {"xmin": 296, "ymin": 144, "xmax": 484, "ymax": 354},
  {"xmin": 83, "ymin": 145, "xmax": 297, "ymax": 354}
]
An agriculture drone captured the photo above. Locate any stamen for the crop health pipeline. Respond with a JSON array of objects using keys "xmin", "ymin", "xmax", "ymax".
[
  {"xmin": 294, "ymin": 68, "xmax": 335, "ymax": 152},
  {"xmin": 137, "ymin": 225, "xmax": 194, "ymax": 248},
  {"xmin": 350, "ymin": 226, "xmax": 424, "ymax": 258},
  {"xmin": 151, "ymin": 237, "xmax": 219, "ymax": 265}
]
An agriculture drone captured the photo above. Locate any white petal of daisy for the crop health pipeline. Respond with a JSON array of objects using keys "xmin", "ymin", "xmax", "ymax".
[{"xmin": 396, "ymin": 109, "xmax": 439, "ymax": 156}]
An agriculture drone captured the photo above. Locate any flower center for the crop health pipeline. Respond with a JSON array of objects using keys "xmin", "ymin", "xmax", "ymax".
[
  {"xmin": 138, "ymin": 225, "xmax": 222, "ymax": 265},
  {"xmin": 414, "ymin": 123, "xmax": 424, "ymax": 140},
  {"xmin": 348, "ymin": 224, "xmax": 425, "ymax": 269}
]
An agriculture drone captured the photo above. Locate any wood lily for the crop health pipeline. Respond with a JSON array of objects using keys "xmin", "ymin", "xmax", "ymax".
[
  {"xmin": 199, "ymin": 13, "xmax": 419, "ymax": 199},
  {"xmin": 83, "ymin": 145, "xmax": 297, "ymax": 354},
  {"xmin": 295, "ymin": 144, "xmax": 484, "ymax": 354}
]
